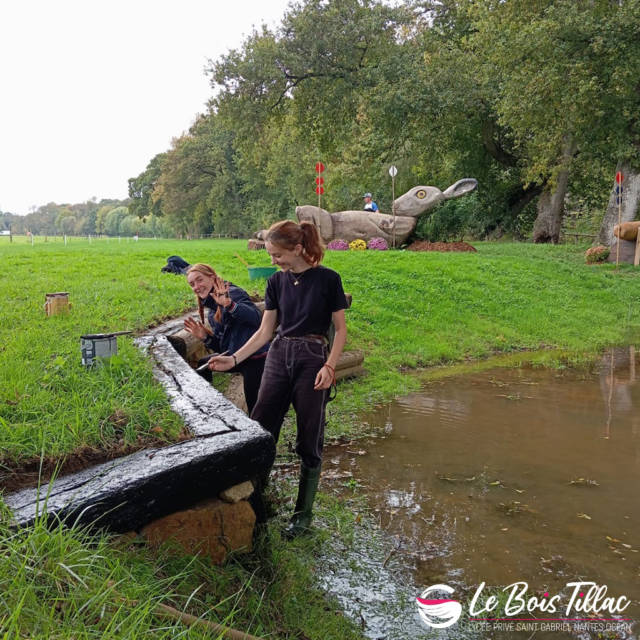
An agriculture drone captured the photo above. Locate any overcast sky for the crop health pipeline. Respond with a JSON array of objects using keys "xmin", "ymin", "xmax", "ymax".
[{"xmin": 0, "ymin": 0, "xmax": 291, "ymax": 215}]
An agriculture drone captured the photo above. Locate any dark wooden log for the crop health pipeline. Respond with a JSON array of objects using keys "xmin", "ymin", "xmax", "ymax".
[
  {"xmin": 6, "ymin": 427, "xmax": 274, "ymax": 533},
  {"xmin": 5, "ymin": 334, "xmax": 275, "ymax": 532}
]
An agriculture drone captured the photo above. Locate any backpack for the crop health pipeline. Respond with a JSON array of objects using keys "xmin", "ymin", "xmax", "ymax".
[{"xmin": 161, "ymin": 255, "xmax": 190, "ymax": 275}]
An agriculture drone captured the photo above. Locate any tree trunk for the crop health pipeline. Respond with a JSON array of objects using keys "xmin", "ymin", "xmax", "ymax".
[
  {"xmin": 532, "ymin": 140, "xmax": 575, "ymax": 243},
  {"xmin": 598, "ymin": 162, "xmax": 640, "ymax": 246},
  {"xmin": 532, "ymin": 176, "xmax": 569, "ymax": 243},
  {"xmin": 507, "ymin": 183, "xmax": 544, "ymax": 219}
]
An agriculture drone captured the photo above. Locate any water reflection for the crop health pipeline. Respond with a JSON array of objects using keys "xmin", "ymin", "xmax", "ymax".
[
  {"xmin": 321, "ymin": 350, "xmax": 640, "ymax": 639},
  {"xmin": 601, "ymin": 346, "xmax": 640, "ymax": 439}
]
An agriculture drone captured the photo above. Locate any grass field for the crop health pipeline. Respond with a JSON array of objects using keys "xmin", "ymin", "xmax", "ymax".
[
  {"xmin": 2, "ymin": 236, "xmax": 640, "ymax": 470},
  {"xmin": 2, "ymin": 235, "xmax": 640, "ymax": 638},
  {"xmin": 0, "ymin": 483, "xmax": 368, "ymax": 639}
]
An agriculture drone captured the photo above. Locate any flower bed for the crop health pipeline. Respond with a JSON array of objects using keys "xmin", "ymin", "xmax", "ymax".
[
  {"xmin": 367, "ymin": 237, "xmax": 388, "ymax": 251},
  {"xmin": 585, "ymin": 245, "xmax": 610, "ymax": 264}
]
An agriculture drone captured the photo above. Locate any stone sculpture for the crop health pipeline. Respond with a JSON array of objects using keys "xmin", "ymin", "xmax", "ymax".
[{"xmin": 257, "ymin": 178, "xmax": 478, "ymax": 245}]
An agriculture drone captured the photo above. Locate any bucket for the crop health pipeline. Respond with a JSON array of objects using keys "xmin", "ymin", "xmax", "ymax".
[
  {"xmin": 45, "ymin": 292, "xmax": 70, "ymax": 316},
  {"xmin": 81, "ymin": 332, "xmax": 119, "ymax": 367},
  {"xmin": 248, "ymin": 266, "xmax": 277, "ymax": 280}
]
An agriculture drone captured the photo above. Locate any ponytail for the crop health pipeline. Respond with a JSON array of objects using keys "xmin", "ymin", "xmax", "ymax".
[{"xmin": 266, "ymin": 220, "xmax": 325, "ymax": 266}]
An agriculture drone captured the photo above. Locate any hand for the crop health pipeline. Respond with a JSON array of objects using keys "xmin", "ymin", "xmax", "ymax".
[
  {"xmin": 209, "ymin": 354, "xmax": 235, "ymax": 372},
  {"xmin": 212, "ymin": 276, "xmax": 232, "ymax": 308},
  {"xmin": 314, "ymin": 364, "xmax": 335, "ymax": 390},
  {"xmin": 184, "ymin": 317, "xmax": 208, "ymax": 340}
]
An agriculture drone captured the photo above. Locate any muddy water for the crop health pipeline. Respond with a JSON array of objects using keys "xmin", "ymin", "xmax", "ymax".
[{"xmin": 321, "ymin": 348, "xmax": 640, "ymax": 639}]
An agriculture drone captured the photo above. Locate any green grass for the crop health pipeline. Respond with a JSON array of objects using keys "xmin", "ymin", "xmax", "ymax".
[
  {"xmin": 2, "ymin": 237, "xmax": 640, "ymax": 465},
  {"xmin": 0, "ymin": 489, "xmax": 367, "ymax": 639},
  {"xmin": 2, "ymin": 235, "xmax": 640, "ymax": 638}
]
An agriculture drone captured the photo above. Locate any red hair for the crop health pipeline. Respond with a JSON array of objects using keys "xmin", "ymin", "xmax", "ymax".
[
  {"xmin": 186, "ymin": 263, "xmax": 222, "ymax": 328},
  {"xmin": 266, "ymin": 220, "xmax": 325, "ymax": 266}
]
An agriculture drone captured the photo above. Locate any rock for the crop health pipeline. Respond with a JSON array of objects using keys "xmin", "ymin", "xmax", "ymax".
[
  {"xmin": 220, "ymin": 481, "xmax": 254, "ymax": 504},
  {"xmin": 141, "ymin": 498, "xmax": 255, "ymax": 564}
]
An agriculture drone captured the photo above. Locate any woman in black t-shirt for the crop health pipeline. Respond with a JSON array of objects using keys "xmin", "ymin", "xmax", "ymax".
[{"xmin": 210, "ymin": 220, "xmax": 348, "ymax": 537}]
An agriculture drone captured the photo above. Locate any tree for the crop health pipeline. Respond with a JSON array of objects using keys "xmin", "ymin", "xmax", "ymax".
[
  {"xmin": 468, "ymin": 0, "xmax": 640, "ymax": 241},
  {"xmin": 128, "ymin": 153, "xmax": 167, "ymax": 219},
  {"xmin": 103, "ymin": 206, "xmax": 129, "ymax": 236},
  {"xmin": 55, "ymin": 208, "xmax": 76, "ymax": 235},
  {"xmin": 211, "ymin": 0, "xmax": 409, "ymax": 152}
]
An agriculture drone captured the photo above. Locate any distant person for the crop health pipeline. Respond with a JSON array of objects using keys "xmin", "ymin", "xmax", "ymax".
[
  {"xmin": 363, "ymin": 192, "xmax": 378, "ymax": 212},
  {"xmin": 183, "ymin": 263, "xmax": 268, "ymax": 414}
]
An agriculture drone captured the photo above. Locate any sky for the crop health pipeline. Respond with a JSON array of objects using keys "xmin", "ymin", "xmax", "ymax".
[{"xmin": 0, "ymin": 0, "xmax": 291, "ymax": 215}]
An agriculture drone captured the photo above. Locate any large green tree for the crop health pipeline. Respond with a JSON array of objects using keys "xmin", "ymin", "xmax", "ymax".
[
  {"xmin": 468, "ymin": 0, "xmax": 640, "ymax": 242},
  {"xmin": 129, "ymin": 0, "xmax": 640, "ymax": 242}
]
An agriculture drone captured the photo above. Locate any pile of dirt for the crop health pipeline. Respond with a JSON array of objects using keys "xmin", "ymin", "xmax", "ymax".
[{"xmin": 407, "ymin": 241, "xmax": 477, "ymax": 252}]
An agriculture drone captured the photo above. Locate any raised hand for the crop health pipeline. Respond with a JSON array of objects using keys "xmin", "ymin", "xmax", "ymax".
[
  {"xmin": 212, "ymin": 276, "xmax": 232, "ymax": 308},
  {"xmin": 184, "ymin": 316, "xmax": 208, "ymax": 340}
]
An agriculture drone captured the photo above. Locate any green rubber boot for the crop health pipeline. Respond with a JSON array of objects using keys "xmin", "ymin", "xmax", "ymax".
[{"xmin": 284, "ymin": 463, "xmax": 321, "ymax": 539}]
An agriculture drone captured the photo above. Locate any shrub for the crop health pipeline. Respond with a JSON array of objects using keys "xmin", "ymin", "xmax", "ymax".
[
  {"xmin": 327, "ymin": 239, "xmax": 349, "ymax": 250},
  {"xmin": 367, "ymin": 237, "xmax": 388, "ymax": 250},
  {"xmin": 585, "ymin": 245, "xmax": 610, "ymax": 264},
  {"xmin": 413, "ymin": 192, "xmax": 481, "ymax": 242},
  {"xmin": 349, "ymin": 239, "xmax": 367, "ymax": 251}
]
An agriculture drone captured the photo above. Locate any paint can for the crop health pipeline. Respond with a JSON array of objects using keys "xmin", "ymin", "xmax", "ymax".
[
  {"xmin": 81, "ymin": 332, "xmax": 118, "ymax": 367},
  {"xmin": 45, "ymin": 292, "xmax": 70, "ymax": 316}
]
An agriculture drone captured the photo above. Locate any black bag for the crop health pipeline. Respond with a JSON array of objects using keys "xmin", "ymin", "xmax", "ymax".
[{"xmin": 161, "ymin": 255, "xmax": 190, "ymax": 275}]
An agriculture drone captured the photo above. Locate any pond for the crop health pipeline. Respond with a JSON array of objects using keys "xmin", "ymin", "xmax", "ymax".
[{"xmin": 319, "ymin": 348, "xmax": 639, "ymax": 639}]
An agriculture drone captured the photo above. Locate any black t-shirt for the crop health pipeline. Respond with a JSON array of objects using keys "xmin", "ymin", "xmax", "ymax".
[{"xmin": 264, "ymin": 265, "xmax": 348, "ymax": 337}]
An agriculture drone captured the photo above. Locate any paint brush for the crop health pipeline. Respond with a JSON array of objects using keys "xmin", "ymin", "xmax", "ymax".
[{"xmin": 195, "ymin": 351, "xmax": 229, "ymax": 372}]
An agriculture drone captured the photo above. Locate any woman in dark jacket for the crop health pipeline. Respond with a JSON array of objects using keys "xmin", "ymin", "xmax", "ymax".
[{"xmin": 184, "ymin": 263, "xmax": 268, "ymax": 414}]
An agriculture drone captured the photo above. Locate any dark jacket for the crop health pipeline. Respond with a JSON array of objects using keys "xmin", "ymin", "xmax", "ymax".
[{"xmin": 202, "ymin": 283, "xmax": 268, "ymax": 358}]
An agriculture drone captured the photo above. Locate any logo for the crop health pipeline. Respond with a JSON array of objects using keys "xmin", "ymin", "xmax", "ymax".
[
  {"xmin": 416, "ymin": 584, "xmax": 462, "ymax": 628},
  {"xmin": 416, "ymin": 581, "xmax": 632, "ymax": 633}
]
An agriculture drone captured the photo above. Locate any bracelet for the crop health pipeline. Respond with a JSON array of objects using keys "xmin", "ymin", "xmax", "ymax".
[
  {"xmin": 323, "ymin": 363, "xmax": 336, "ymax": 384},
  {"xmin": 232, "ymin": 354, "xmax": 238, "ymax": 367}
]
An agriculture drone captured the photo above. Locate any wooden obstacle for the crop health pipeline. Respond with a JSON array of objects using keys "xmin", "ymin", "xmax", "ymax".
[
  {"xmin": 44, "ymin": 292, "xmax": 70, "ymax": 315},
  {"xmin": 6, "ymin": 331, "xmax": 275, "ymax": 554},
  {"xmin": 607, "ymin": 238, "xmax": 640, "ymax": 266}
]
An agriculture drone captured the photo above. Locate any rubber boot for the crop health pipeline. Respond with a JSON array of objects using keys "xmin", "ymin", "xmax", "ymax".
[{"xmin": 284, "ymin": 463, "xmax": 321, "ymax": 539}]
